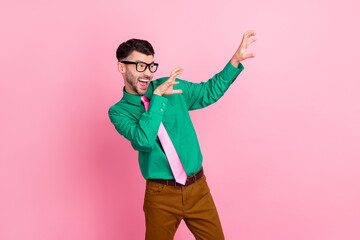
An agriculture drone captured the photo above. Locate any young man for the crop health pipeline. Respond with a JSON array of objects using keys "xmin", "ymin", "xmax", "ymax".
[{"xmin": 108, "ymin": 30, "xmax": 256, "ymax": 239}]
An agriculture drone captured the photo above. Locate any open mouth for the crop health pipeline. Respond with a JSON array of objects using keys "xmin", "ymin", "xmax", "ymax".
[{"xmin": 138, "ymin": 78, "xmax": 150, "ymax": 88}]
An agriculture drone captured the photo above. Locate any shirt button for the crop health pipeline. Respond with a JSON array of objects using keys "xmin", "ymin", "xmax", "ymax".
[
  {"xmin": 160, "ymin": 108, "xmax": 163, "ymax": 112},
  {"xmin": 162, "ymin": 103, "xmax": 165, "ymax": 106}
]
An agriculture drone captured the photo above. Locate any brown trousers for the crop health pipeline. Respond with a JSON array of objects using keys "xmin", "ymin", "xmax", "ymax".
[{"xmin": 143, "ymin": 173, "xmax": 225, "ymax": 240}]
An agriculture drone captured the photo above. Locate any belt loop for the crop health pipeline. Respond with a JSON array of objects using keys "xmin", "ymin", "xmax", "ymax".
[
  {"xmin": 166, "ymin": 179, "xmax": 169, "ymax": 185},
  {"xmin": 194, "ymin": 175, "xmax": 197, "ymax": 181}
]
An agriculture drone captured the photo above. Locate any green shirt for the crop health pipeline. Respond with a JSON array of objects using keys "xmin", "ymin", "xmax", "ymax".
[{"xmin": 108, "ymin": 61, "xmax": 244, "ymax": 179}]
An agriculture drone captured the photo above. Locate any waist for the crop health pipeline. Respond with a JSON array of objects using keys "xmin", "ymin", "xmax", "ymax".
[{"xmin": 148, "ymin": 167, "xmax": 204, "ymax": 187}]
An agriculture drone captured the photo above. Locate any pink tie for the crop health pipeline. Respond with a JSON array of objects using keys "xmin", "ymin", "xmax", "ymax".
[{"xmin": 141, "ymin": 95, "xmax": 188, "ymax": 185}]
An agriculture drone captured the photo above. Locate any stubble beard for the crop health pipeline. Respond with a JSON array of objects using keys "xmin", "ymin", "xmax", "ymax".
[{"xmin": 125, "ymin": 70, "xmax": 149, "ymax": 95}]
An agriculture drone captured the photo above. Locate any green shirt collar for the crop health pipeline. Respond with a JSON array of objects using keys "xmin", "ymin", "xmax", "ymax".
[{"xmin": 122, "ymin": 83, "xmax": 154, "ymax": 106}]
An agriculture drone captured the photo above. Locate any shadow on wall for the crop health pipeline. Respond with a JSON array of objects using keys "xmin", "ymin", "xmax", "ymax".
[
  {"xmin": 92, "ymin": 115, "xmax": 146, "ymax": 239},
  {"xmin": 66, "ymin": 73, "xmax": 146, "ymax": 238},
  {"xmin": 58, "ymin": 56, "xmax": 147, "ymax": 238}
]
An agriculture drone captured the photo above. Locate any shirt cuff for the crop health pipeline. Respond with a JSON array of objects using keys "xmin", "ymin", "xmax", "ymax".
[
  {"xmin": 148, "ymin": 94, "xmax": 168, "ymax": 114},
  {"xmin": 219, "ymin": 61, "xmax": 244, "ymax": 81}
]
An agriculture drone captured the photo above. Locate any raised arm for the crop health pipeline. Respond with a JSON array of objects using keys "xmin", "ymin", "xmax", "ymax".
[{"xmin": 181, "ymin": 30, "xmax": 257, "ymax": 110}]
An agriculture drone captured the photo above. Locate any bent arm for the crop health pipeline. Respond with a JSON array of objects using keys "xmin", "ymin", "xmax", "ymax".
[{"xmin": 108, "ymin": 94, "xmax": 167, "ymax": 152}]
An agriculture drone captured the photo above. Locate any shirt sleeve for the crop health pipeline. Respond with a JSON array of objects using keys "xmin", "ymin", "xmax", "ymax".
[
  {"xmin": 180, "ymin": 61, "xmax": 244, "ymax": 111},
  {"xmin": 108, "ymin": 94, "xmax": 168, "ymax": 152}
]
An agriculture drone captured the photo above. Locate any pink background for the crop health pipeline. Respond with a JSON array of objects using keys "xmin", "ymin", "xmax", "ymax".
[{"xmin": 1, "ymin": 0, "xmax": 360, "ymax": 239}]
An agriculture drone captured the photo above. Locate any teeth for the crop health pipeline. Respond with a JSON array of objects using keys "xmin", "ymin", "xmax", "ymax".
[{"xmin": 139, "ymin": 79, "xmax": 149, "ymax": 82}]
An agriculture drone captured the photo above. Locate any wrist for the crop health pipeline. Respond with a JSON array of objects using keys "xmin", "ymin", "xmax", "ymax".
[
  {"xmin": 153, "ymin": 90, "xmax": 162, "ymax": 96},
  {"xmin": 230, "ymin": 57, "xmax": 241, "ymax": 68}
]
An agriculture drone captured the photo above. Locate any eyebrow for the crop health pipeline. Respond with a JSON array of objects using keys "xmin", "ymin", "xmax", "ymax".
[{"xmin": 135, "ymin": 61, "xmax": 155, "ymax": 64}]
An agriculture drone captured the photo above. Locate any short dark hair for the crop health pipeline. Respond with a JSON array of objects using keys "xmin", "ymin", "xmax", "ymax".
[{"xmin": 116, "ymin": 39, "xmax": 155, "ymax": 61}]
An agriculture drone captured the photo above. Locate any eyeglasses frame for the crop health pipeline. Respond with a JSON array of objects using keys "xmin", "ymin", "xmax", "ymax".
[{"xmin": 120, "ymin": 61, "xmax": 159, "ymax": 73}]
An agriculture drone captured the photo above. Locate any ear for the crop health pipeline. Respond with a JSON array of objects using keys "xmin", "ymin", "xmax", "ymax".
[{"xmin": 117, "ymin": 62, "xmax": 125, "ymax": 73}]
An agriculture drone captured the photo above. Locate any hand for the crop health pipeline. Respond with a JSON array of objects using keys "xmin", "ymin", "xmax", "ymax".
[
  {"xmin": 153, "ymin": 67, "xmax": 183, "ymax": 96},
  {"xmin": 230, "ymin": 30, "xmax": 257, "ymax": 67}
]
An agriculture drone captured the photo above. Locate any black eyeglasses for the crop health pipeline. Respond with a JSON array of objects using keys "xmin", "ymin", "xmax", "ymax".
[{"xmin": 121, "ymin": 61, "xmax": 159, "ymax": 73}]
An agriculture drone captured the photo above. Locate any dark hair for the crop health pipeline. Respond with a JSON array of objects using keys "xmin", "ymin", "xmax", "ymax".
[{"xmin": 116, "ymin": 39, "xmax": 155, "ymax": 61}]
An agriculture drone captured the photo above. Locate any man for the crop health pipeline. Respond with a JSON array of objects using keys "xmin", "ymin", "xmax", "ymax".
[{"xmin": 108, "ymin": 30, "xmax": 256, "ymax": 240}]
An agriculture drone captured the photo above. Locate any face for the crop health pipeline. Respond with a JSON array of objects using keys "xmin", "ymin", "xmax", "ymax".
[{"xmin": 118, "ymin": 50, "xmax": 155, "ymax": 95}]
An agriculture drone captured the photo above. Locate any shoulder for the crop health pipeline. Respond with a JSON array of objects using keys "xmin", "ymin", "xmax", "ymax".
[
  {"xmin": 151, "ymin": 76, "xmax": 191, "ymax": 85},
  {"xmin": 174, "ymin": 78, "xmax": 188, "ymax": 84},
  {"xmin": 150, "ymin": 77, "xmax": 168, "ymax": 88},
  {"xmin": 108, "ymin": 98, "xmax": 130, "ymax": 116}
]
